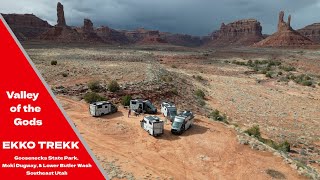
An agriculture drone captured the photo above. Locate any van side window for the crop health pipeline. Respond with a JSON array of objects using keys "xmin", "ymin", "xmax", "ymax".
[
  {"xmin": 132, "ymin": 101, "xmax": 136, "ymax": 104},
  {"xmin": 97, "ymin": 105, "xmax": 102, "ymax": 109},
  {"xmin": 149, "ymin": 121, "xmax": 152, "ymax": 125}
]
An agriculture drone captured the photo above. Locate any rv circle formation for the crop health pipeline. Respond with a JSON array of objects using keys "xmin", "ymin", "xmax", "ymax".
[{"xmin": 90, "ymin": 100, "xmax": 195, "ymax": 136}]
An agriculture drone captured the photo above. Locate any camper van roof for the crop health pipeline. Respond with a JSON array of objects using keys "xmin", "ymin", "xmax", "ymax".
[
  {"xmin": 145, "ymin": 116, "xmax": 161, "ymax": 122},
  {"xmin": 177, "ymin": 110, "xmax": 192, "ymax": 117},
  {"xmin": 91, "ymin": 101, "xmax": 111, "ymax": 106},
  {"xmin": 162, "ymin": 102, "xmax": 175, "ymax": 108}
]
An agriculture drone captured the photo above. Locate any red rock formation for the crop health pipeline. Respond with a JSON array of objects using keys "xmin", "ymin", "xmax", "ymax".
[
  {"xmin": 298, "ymin": 23, "xmax": 320, "ymax": 43},
  {"xmin": 208, "ymin": 19, "xmax": 263, "ymax": 46},
  {"xmin": 95, "ymin": 26, "xmax": 129, "ymax": 44},
  {"xmin": 2, "ymin": 13, "xmax": 52, "ymax": 40},
  {"xmin": 123, "ymin": 28, "xmax": 167, "ymax": 44},
  {"xmin": 57, "ymin": 2, "xmax": 66, "ymax": 27},
  {"xmin": 161, "ymin": 33, "xmax": 202, "ymax": 47},
  {"xmin": 83, "ymin": 19, "xmax": 94, "ymax": 33},
  {"xmin": 255, "ymin": 11, "xmax": 314, "ymax": 47},
  {"xmin": 40, "ymin": 2, "xmax": 82, "ymax": 42}
]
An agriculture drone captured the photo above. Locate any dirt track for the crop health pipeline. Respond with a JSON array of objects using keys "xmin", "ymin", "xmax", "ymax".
[{"xmin": 58, "ymin": 96, "xmax": 304, "ymax": 180}]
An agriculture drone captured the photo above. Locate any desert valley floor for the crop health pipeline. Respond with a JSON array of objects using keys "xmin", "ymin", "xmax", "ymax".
[{"xmin": 24, "ymin": 43, "xmax": 320, "ymax": 179}]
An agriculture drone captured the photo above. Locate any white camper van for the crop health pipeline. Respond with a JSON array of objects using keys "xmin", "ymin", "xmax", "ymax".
[
  {"xmin": 160, "ymin": 102, "xmax": 177, "ymax": 122},
  {"xmin": 171, "ymin": 111, "xmax": 194, "ymax": 135},
  {"xmin": 140, "ymin": 116, "xmax": 164, "ymax": 136},
  {"xmin": 89, "ymin": 101, "xmax": 118, "ymax": 117},
  {"xmin": 130, "ymin": 99, "xmax": 157, "ymax": 114}
]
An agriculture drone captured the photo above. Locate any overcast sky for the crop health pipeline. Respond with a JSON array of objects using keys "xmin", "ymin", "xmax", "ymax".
[{"xmin": 1, "ymin": 0, "xmax": 320, "ymax": 36}]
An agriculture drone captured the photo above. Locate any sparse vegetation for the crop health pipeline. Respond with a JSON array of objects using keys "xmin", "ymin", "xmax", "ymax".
[
  {"xmin": 266, "ymin": 169, "xmax": 286, "ymax": 179},
  {"xmin": 280, "ymin": 74, "xmax": 314, "ymax": 86},
  {"xmin": 209, "ymin": 110, "xmax": 228, "ymax": 124},
  {"xmin": 244, "ymin": 125, "xmax": 291, "ymax": 152},
  {"xmin": 121, "ymin": 95, "xmax": 132, "ymax": 106},
  {"xmin": 195, "ymin": 75, "xmax": 204, "ymax": 81},
  {"xmin": 88, "ymin": 81, "xmax": 101, "ymax": 92},
  {"xmin": 51, "ymin": 60, "xmax": 57, "ymax": 65},
  {"xmin": 171, "ymin": 87, "xmax": 178, "ymax": 95},
  {"xmin": 195, "ymin": 89, "xmax": 205, "ymax": 99},
  {"xmin": 108, "ymin": 80, "xmax": 120, "ymax": 92},
  {"xmin": 161, "ymin": 75, "xmax": 173, "ymax": 82},
  {"xmin": 62, "ymin": 72, "xmax": 68, "ymax": 77},
  {"xmin": 84, "ymin": 92, "xmax": 107, "ymax": 103},
  {"xmin": 244, "ymin": 125, "xmax": 261, "ymax": 139},
  {"xmin": 266, "ymin": 71, "xmax": 273, "ymax": 78},
  {"xmin": 279, "ymin": 65, "xmax": 296, "ymax": 72},
  {"xmin": 171, "ymin": 65, "xmax": 177, "ymax": 68}
]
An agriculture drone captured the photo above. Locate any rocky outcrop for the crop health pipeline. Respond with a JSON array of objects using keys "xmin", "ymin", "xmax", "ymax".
[
  {"xmin": 208, "ymin": 19, "xmax": 264, "ymax": 46},
  {"xmin": 2, "ymin": 13, "xmax": 52, "ymax": 40},
  {"xmin": 57, "ymin": 2, "xmax": 66, "ymax": 27},
  {"xmin": 298, "ymin": 23, "xmax": 320, "ymax": 43},
  {"xmin": 95, "ymin": 26, "xmax": 129, "ymax": 44},
  {"xmin": 255, "ymin": 11, "xmax": 314, "ymax": 47},
  {"xmin": 161, "ymin": 33, "xmax": 203, "ymax": 47},
  {"xmin": 123, "ymin": 28, "xmax": 167, "ymax": 44},
  {"xmin": 83, "ymin": 19, "xmax": 94, "ymax": 33},
  {"xmin": 41, "ymin": 2, "xmax": 83, "ymax": 42}
]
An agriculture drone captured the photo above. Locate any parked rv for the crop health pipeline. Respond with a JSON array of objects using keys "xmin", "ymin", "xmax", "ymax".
[
  {"xmin": 160, "ymin": 102, "xmax": 177, "ymax": 121},
  {"xmin": 130, "ymin": 99, "xmax": 157, "ymax": 114},
  {"xmin": 140, "ymin": 116, "xmax": 164, "ymax": 136},
  {"xmin": 89, "ymin": 101, "xmax": 118, "ymax": 117},
  {"xmin": 171, "ymin": 111, "xmax": 194, "ymax": 135}
]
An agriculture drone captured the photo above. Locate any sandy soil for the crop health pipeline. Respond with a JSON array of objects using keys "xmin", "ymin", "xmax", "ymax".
[{"xmin": 58, "ymin": 96, "xmax": 304, "ymax": 180}]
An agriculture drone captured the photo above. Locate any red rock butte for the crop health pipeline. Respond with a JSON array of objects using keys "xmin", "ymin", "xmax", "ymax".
[{"xmin": 255, "ymin": 11, "xmax": 314, "ymax": 47}]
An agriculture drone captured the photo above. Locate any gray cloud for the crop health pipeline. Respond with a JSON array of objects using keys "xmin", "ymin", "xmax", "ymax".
[{"xmin": 0, "ymin": 0, "xmax": 319, "ymax": 35}]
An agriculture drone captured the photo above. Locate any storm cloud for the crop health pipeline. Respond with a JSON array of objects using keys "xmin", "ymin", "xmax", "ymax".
[{"xmin": 1, "ymin": 0, "xmax": 320, "ymax": 35}]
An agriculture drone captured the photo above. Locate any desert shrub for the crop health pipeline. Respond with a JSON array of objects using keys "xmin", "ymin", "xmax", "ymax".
[
  {"xmin": 195, "ymin": 89, "xmax": 205, "ymax": 99},
  {"xmin": 266, "ymin": 169, "xmax": 286, "ymax": 179},
  {"xmin": 278, "ymin": 71, "xmax": 283, "ymax": 76},
  {"xmin": 293, "ymin": 74, "xmax": 313, "ymax": 86},
  {"xmin": 84, "ymin": 92, "xmax": 107, "ymax": 103},
  {"xmin": 171, "ymin": 88, "xmax": 178, "ymax": 95},
  {"xmin": 302, "ymin": 80, "xmax": 313, "ymax": 86},
  {"xmin": 279, "ymin": 65, "xmax": 296, "ymax": 72},
  {"xmin": 254, "ymin": 60, "xmax": 269, "ymax": 65},
  {"xmin": 195, "ymin": 75, "xmax": 204, "ymax": 81},
  {"xmin": 266, "ymin": 71, "xmax": 273, "ymax": 78},
  {"xmin": 277, "ymin": 141, "xmax": 291, "ymax": 152},
  {"xmin": 171, "ymin": 65, "xmax": 177, "ymax": 68},
  {"xmin": 244, "ymin": 125, "xmax": 261, "ymax": 139},
  {"xmin": 88, "ymin": 81, "xmax": 101, "ymax": 92},
  {"xmin": 260, "ymin": 69, "xmax": 267, "ymax": 74},
  {"xmin": 51, "ymin": 60, "xmax": 57, "ymax": 65},
  {"xmin": 198, "ymin": 99, "xmax": 206, "ymax": 106},
  {"xmin": 161, "ymin": 75, "xmax": 173, "ymax": 82},
  {"xmin": 121, "ymin": 95, "xmax": 132, "ymax": 106},
  {"xmin": 232, "ymin": 60, "xmax": 246, "ymax": 66},
  {"xmin": 267, "ymin": 60, "xmax": 281, "ymax": 67},
  {"xmin": 62, "ymin": 72, "xmax": 68, "ymax": 77},
  {"xmin": 209, "ymin": 110, "xmax": 228, "ymax": 124},
  {"xmin": 318, "ymin": 82, "xmax": 320, "ymax": 86},
  {"xmin": 108, "ymin": 80, "xmax": 120, "ymax": 92}
]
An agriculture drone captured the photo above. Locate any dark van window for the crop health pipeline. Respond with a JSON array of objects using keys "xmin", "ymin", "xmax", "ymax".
[
  {"xmin": 97, "ymin": 105, "xmax": 102, "ymax": 108},
  {"xmin": 149, "ymin": 121, "xmax": 152, "ymax": 125},
  {"xmin": 132, "ymin": 101, "xmax": 136, "ymax": 104}
]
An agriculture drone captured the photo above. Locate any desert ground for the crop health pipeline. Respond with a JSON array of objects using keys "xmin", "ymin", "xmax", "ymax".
[{"xmin": 24, "ymin": 42, "xmax": 320, "ymax": 179}]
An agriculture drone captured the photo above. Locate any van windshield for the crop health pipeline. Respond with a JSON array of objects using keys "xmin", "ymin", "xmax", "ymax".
[
  {"xmin": 172, "ymin": 121, "xmax": 182, "ymax": 129},
  {"xmin": 146, "ymin": 101, "xmax": 155, "ymax": 109},
  {"xmin": 169, "ymin": 110, "xmax": 177, "ymax": 117}
]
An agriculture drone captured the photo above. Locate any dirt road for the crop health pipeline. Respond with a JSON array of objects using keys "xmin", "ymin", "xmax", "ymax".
[{"xmin": 58, "ymin": 96, "xmax": 304, "ymax": 180}]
